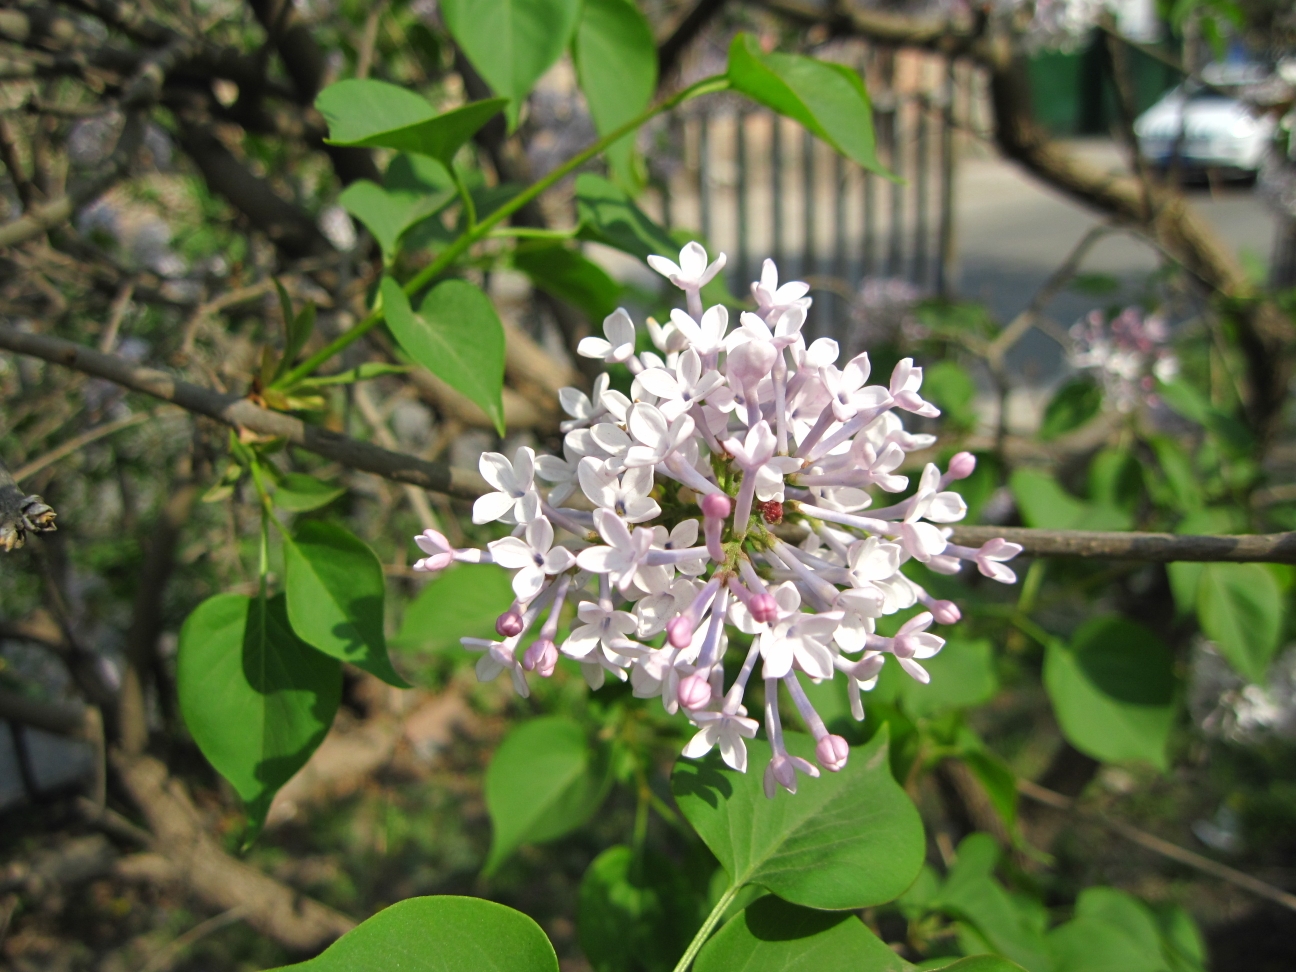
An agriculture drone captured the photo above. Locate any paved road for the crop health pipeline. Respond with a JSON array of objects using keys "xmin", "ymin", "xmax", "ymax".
[{"xmin": 954, "ymin": 139, "xmax": 1276, "ymax": 382}]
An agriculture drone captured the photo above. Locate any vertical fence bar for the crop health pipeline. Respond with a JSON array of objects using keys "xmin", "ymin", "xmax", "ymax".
[
  {"xmin": 862, "ymin": 155, "xmax": 876, "ymax": 280},
  {"xmin": 833, "ymin": 151, "xmax": 847, "ymax": 342},
  {"xmin": 737, "ymin": 109, "xmax": 749, "ymax": 289},
  {"xmin": 936, "ymin": 58, "xmax": 957, "ymax": 299},
  {"xmin": 771, "ymin": 113, "xmax": 783, "ymax": 268},
  {"xmin": 887, "ymin": 102, "xmax": 904, "ymax": 279},
  {"xmin": 698, "ymin": 114, "xmax": 711, "ymax": 246},
  {"xmin": 914, "ymin": 96, "xmax": 931, "ymax": 287},
  {"xmin": 802, "ymin": 127, "xmax": 817, "ymax": 331}
]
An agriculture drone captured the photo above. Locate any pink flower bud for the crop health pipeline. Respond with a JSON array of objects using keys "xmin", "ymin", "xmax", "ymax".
[
  {"xmin": 495, "ymin": 609, "xmax": 524, "ymax": 638},
  {"xmin": 701, "ymin": 492, "xmax": 732, "ymax": 519},
  {"xmin": 928, "ymin": 599, "xmax": 961, "ymax": 625},
  {"xmin": 522, "ymin": 639, "xmax": 558, "ymax": 677},
  {"xmin": 815, "ymin": 734, "xmax": 850, "ymax": 772},
  {"xmin": 666, "ymin": 615, "xmax": 695, "ymax": 649},
  {"xmin": 750, "ymin": 593, "xmax": 779, "ymax": 624},
  {"xmin": 677, "ymin": 673, "xmax": 712, "ymax": 710},
  {"xmin": 947, "ymin": 451, "xmax": 977, "ymax": 480}
]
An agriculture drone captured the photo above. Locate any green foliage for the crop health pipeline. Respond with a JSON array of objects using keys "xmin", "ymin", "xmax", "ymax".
[
  {"xmin": 872, "ymin": 637, "xmax": 999, "ymax": 718},
  {"xmin": 177, "ymin": 593, "xmax": 341, "ymax": 840},
  {"xmin": 267, "ymin": 896, "xmax": 558, "ymax": 971},
  {"xmin": 1043, "ymin": 617, "xmax": 1176, "ymax": 770},
  {"xmin": 394, "ymin": 563, "xmax": 516, "ymax": 653},
  {"xmin": 672, "ymin": 729, "xmax": 925, "ymax": 910},
  {"xmin": 1196, "ymin": 562, "xmax": 1284, "ymax": 683},
  {"xmin": 572, "ymin": 0, "xmax": 657, "ymax": 189},
  {"xmin": 271, "ymin": 473, "xmax": 345, "ymax": 513},
  {"xmin": 316, "ymin": 79, "xmax": 507, "ymax": 165},
  {"xmin": 283, "ymin": 520, "xmax": 408, "ymax": 688},
  {"xmin": 579, "ymin": 845, "xmax": 699, "ymax": 972},
  {"xmin": 1009, "ymin": 469, "xmax": 1130, "ymax": 531},
  {"xmin": 726, "ymin": 34, "xmax": 885, "ymax": 175},
  {"xmin": 441, "ymin": 0, "xmax": 583, "ymax": 130},
  {"xmin": 381, "ymin": 277, "xmax": 507, "ymax": 435},
  {"xmin": 695, "ymin": 895, "xmax": 911, "ymax": 972},
  {"xmin": 514, "ymin": 243, "xmax": 624, "ymax": 321},
  {"xmin": 484, "ymin": 716, "xmax": 613, "ymax": 875},
  {"xmin": 575, "ymin": 173, "xmax": 678, "ymax": 263},
  {"xmin": 339, "ymin": 175, "xmax": 453, "ymax": 263},
  {"xmin": 1039, "ymin": 379, "xmax": 1102, "ymax": 441},
  {"xmin": 922, "ymin": 362, "xmax": 977, "ymax": 432}
]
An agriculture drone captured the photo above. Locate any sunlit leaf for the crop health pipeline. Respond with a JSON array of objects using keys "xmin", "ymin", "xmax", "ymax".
[
  {"xmin": 177, "ymin": 593, "xmax": 340, "ymax": 841},
  {"xmin": 672, "ymin": 728, "xmax": 924, "ymax": 910},
  {"xmin": 394, "ymin": 563, "xmax": 516, "ymax": 653},
  {"xmin": 272, "ymin": 473, "xmax": 345, "ymax": 513},
  {"xmin": 1039, "ymin": 378, "xmax": 1102, "ymax": 441},
  {"xmin": 269, "ymin": 896, "xmax": 558, "ymax": 972},
  {"xmin": 381, "ymin": 277, "xmax": 507, "ymax": 436},
  {"xmin": 1197, "ymin": 562, "xmax": 1283, "ymax": 683},
  {"xmin": 485, "ymin": 716, "xmax": 613, "ymax": 875},
  {"xmin": 575, "ymin": 173, "xmax": 677, "ymax": 262}
]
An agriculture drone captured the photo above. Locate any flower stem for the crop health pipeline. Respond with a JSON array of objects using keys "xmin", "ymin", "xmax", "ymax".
[
  {"xmin": 671, "ymin": 882, "xmax": 740, "ymax": 972},
  {"xmin": 273, "ymin": 74, "xmax": 729, "ymax": 390}
]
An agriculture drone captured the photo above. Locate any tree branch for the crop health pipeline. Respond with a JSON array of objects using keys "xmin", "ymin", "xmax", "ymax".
[
  {"xmin": 0, "ymin": 324, "xmax": 489, "ymax": 499},
  {"xmin": 657, "ymin": 0, "xmax": 728, "ymax": 78},
  {"xmin": 948, "ymin": 526, "xmax": 1296, "ymax": 564}
]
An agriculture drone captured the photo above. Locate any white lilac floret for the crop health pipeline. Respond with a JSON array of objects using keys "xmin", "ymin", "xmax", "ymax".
[{"xmin": 414, "ymin": 245, "xmax": 1023, "ymax": 796}]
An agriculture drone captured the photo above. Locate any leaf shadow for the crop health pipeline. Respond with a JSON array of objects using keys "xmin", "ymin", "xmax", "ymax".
[{"xmin": 672, "ymin": 756, "xmax": 733, "ymax": 809}]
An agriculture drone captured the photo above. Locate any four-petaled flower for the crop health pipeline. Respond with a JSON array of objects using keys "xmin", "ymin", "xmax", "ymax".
[
  {"xmin": 474, "ymin": 447, "xmax": 540, "ymax": 525},
  {"xmin": 487, "ymin": 517, "xmax": 577, "ymax": 599},
  {"xmin": 577, "ymin": 308, "xmax": 638, "ymax": 365},
  {"xmin": 682, "ymin": 706, "xmax": 760, "ymax": 772}
]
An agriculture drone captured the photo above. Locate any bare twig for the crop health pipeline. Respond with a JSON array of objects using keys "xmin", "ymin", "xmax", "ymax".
[
  {"xmin": 137, "ymin": 904, "xmax": 251, "ymax": 972},
  {"xmin": 0, "ymin": 325, "xmax": 489, "ymax": 499},
  {"xmin": 1018, "ymin": 779, "xmax": 1296, "ymax": 914},
  {"xmin": 12, "ymin": 409, "xmax": 157, "ymax": 482},
  {"xmin": 948, "ymin": 526, "xmax": 1296, "ymax": 564}
]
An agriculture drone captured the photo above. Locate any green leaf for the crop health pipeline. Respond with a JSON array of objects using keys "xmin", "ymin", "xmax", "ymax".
[
  {"xmin": 316, "ymin": 79, "xmax": 507, "ymax": 165},
  {"xmin": 695, "ymin": 895, "xmax": 912, "ymax": 972},
  {"xmin": 484, "ymin": 716, "xmax": 613, "ymax": 875},
  {"xmin": 441, "ymin": 0, "xmax": 583, "ymax": 131},
  {"xmin": 1153, "ymin": 903, "xmax": 1207, "ymax": 972},
  {"xmin": 1009, "ymin": 469, "xmax": 1131, "ymax": 531},
  {"xmin": 922, "ymin": 362, "xmax": 977, "ymax": 432},
  {"xmin": 1043, "ymin": 617, "xmax": 1175, "ymax": 770},
  {"xmin": 272, "ymin": 473, "xmax": 345, "ymax": 513},
  {"xmin": 339, "ymin": 180, "xmax": 453, "ymax": 262},
  {"xmin": 268, "ymin": 895, "xmax": 558, "ymax": 972},
  {"xmin": 1147, "ymin": 435, "xmax": 1203, "ymax": 513},
  {"xmin": 177, "ymin": 593, "xmax": 341, "ymax": 840},
  {"xmin": 1040, "ymin": 378, "xmax": 1102, "ymax": 441},
  {"xmin": 572, "ymin": 0, "xmax": 656, "ymax": 189},
  {"xmin": 1087, "ymin": 448, "xmax": 1142, "ymax": 512},
  {"xmin": 933, "ymin": 958, "xmax": 1029, "ymax": 971},
  {"xmin": 283, "ymin": 520, "xmax": 407, "ymax": 688},
  {"xmin": 513, "ymin": 243, "xmax": 623, "ymax": 321},
  {"xmin": 1047, "ymin": 888, "xmax": 1166, "ymax": 972},
  {"xmin": 672, "ymin": 728, "xmax": 924, "ymax": 910},
  {"xmin": 381, "ymin": 277, "xmax": 507, "ymax": 436},
  {"xmin": 1197, "ymin": 562, "xmax": 1283, "ymax": 683},
  {"xmin": 934, "ymin": 835, "xmax": 1053, "ymax": 972},
  {"xmin": 394, "ymin": 562, "xmax": 516, "ymax": 653},
  {"xmin": 273, "ymin": 280, "xmax": 316, "ymax": 380},
  {"xmin": 727, "ymin": 34, "xmax": 884, "ymax": 175},
  {"xmin": 575, "ymin": 173, "xmax": 678, "ymax": 263},
  {"xmin": 579, "ymin": 845, "xmax": 699, "ymax": 972},
  {"xmin": 875, "ymin": 637, "xmax": 998, "ymax": 718}
]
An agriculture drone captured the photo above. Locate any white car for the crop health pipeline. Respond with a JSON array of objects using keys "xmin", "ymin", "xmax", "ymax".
[{"xmin": 1134, "ymin": 67, "xmax": 1276, "ymax": 179}]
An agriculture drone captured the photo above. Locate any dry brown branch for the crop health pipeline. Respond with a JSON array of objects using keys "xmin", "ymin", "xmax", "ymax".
[
  {"xmin": 1018, "ymin": 779, "xmax": 1296, "ymax": 914},
  {"xmin": 0, "ymin": 325, "xmax": 490, "ymax": 499},
  {"xmin": 11, "ymin": 409, "xmax": 156, "ymax": 482},
  {"xmin": 113, "ymin": 752, "xmax": 356, "ymax": 952},
  {"xmin": 948, "ymin": 526, "xmax": 1296, "ymax": 564}
]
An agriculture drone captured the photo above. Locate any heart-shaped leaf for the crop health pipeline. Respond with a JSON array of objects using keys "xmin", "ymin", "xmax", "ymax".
[
  {"xmin": 381, "ymin": 276, "xmax": 507, "ymax": 435},
  {"xmin": 177, "ymin": 593, "xmax": 340, "ymax": 841},
  {"xmin": 441, "ymin": 0, "xmax": 582, "ymax": 130},
  {"xmin": 1196, "ymin": 562, "xmax": 1283, "ymax": 683},
  {"xmin": 316, "ymin": 78, "xmax": 507, "ymax": 165},
  {"xmin": 572, "ymin": 0, "xmax": 656, "ymax": 188},
  {"xmin": 484, "ymin": 716, "xmax": 613, "ymax": 875},
  {"xmin": 339, "ymin": 180, "xmax": 453, "ymax": 261},
  {"xmin": 695, "ymin": 895, "xmax": 912, "ymax": 972},
  {"xmin": 283, "ymin": 520, "xmax": 407, "ymax": 687},
  {"xmin": 575, "ymin": 173, "xmax": 677, "ymax": 263},
  {"xmin": 268, "ymin": 895, "xmax": 558, "ymax": 972},
  {"xmin": 672, "ymin": 728, "xmax": 924, "ymax": 910},
  {"xmin": 727, "ymin": 33, "xmax": 885, "ymax": 175},
  {"xmin": 1043, "ymin": 617, "xmax": 1175, "ymax": 770}
]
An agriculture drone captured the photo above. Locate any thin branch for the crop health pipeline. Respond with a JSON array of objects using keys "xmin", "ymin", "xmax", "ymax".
[
  {"xmin": 657, "ymin": 0, "xmax": 727, "ymax": 78},
  {"xmin": 0, "ymin": 325, "xmax": 489, "ymax": 499},
  {"xmin": 948, "ymin": 526, "xmax": 1296, "ymax": 564},
  {"xmin": 1018, "ymin": 779, "xmax": 1296, "ymax": 914},
  {"xmin": 12, "ymin": 409, "xmax": 156, "ymax": 483},
  {"xmin": 138, "ymin": 904, "xmax": 250, "ymax": 972}
]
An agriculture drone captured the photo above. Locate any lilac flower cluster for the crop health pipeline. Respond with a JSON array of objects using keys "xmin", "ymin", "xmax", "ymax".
[
  {"xmin": 413, "ymin": 244, "xmax": 1022, "ymax": 796},
  {"xmin": 1069, "ymin": 306, "xmax": 1178, "ymax": 412}
]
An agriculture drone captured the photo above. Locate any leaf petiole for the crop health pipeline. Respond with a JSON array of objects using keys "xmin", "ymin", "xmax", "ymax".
[{"xmin": 670, "ymin": 882, "xmax": 740, "ymax": 972}]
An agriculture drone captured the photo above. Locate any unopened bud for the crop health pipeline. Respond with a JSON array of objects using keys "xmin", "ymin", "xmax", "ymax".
[
  {"xmin": 750, "ymin": 593, "xmax": 779, "ymax": 625},
  {"xmin": 666, "ymin": 615, "xmax": 695, "ymax": 649},
  {"xmin": 947, "ymin": 452, "xmax": 976, "ymax": 481},
  {"xmin": 928, "ymin": 599, "xmax": 961, "ymax": 625},
  {"xmin": 815, "ymin": 734, "xmax": 850, "ymax": 772},
  {"xmin": 677, "ymin": 673, "xmax": 712, "ymax": 710},
  {"xmin": 495, "ymin": 609, "xmax": 524, "ymax": 638},
  {"xmin": 522, "ymin": 639, "xmax": 558, "ymax": 677},
  {"xmin": 701, "ymin": 492, "xmax": 732, "ymax": 519}
]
